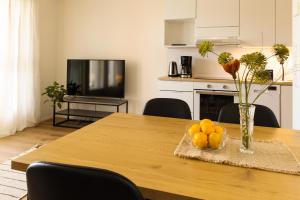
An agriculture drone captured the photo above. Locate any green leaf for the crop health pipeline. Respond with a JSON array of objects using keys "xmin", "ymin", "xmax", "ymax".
[
  {"xmin": 218, "ymin": 52, "xmax": 234, "ymax": 65},
  {"xmin": 272, "ymin": 44, "xmax": 289, "ymax": 65},
  {"xmin": 240, "ymin": 52, "xmax": 267, "ymax": 72},
  {"xmin": 253, "ymin": 70, "xmax": 270, "ymax": 84},
  {"xmin": 197, "ymin": 41, "xmax": 214, "ymax": 57},
  {"xmin": 41, "ymin": 81, "xmax": 67, "ymax": 107}
]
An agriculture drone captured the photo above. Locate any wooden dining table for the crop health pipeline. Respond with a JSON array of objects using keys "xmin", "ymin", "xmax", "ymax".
[{"xmin": 12, "ymin": 113, "xmax": 300, "ymax": 200}]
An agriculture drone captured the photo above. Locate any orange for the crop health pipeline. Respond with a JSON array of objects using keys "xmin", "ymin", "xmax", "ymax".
[
  {"xmin": 214, "ymin": 125, "xmax": 224, "ymax": 134},
  {"xmin": 200, "ymin": 119, "xmax": 214, "ymax": 127},
  {"xmin": 208, "ymin": 132, "xmax": 223, "ymax": 149},
  {"xmin": 188, "ymin": 124, "xmax": 201, "ymax": 137},
  {"xmin": 192, "ymin": 132, "xmax": 208, "ymax": 149},
  {"xmin": 201, "ymin": 123, "xmax": 215, "ymax": 135}
]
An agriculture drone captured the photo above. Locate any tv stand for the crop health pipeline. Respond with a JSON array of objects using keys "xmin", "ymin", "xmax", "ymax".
[{"xmin": 53, "ymin": 96, "xmax": 128, "ymax": 128}]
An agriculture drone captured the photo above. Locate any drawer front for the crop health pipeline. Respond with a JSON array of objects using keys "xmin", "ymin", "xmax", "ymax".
[
  {"xmin": 158, "ymin": 81, "xmax": 193, "ymax": 91},
  {"xmin": 193, "ymin": 82, "xmax": 236, "ymax": 91},
  {"xmin": 250, "ymin": 85, "xmax": 281, "ymax": 124},
  {"xmin": 250, "ymin": 84, "xmax": 281, "ymax": 96},
  {"xmin": 158, "ymin": 90, "xmax": 193, "ymax": 115}
]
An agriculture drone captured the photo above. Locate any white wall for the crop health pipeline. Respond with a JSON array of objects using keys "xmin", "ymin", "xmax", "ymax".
[
  {"xmin": 55, "ymin": 0, "xmax": 166, "ymax": 115},
  {"xmin": 37, "ymin": 0, "xmax": 294, "ymax": 119},
  {"xmin": 38, "ymin": 0, "xmax": 59, "ymax": 120}
]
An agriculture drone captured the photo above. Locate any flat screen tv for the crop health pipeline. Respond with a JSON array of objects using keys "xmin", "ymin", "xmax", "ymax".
[{"xmin": 67, "ymin": 59, "xmax": 125, "ymax": 98}]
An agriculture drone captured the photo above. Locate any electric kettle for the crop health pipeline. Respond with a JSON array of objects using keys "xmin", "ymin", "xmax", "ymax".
[{"xmin": 168, "ymin": 61, "xmax": 179, "ymax": 77}]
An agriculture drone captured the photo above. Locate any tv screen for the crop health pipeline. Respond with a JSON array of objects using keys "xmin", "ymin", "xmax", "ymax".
[{"xmin": 67, "ymin": 59, "xmax": 125, "ymax": 98}]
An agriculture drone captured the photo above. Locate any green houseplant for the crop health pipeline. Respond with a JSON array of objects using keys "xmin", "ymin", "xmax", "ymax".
[
  {"xmin": 198, "ymin": 41, "xmax": 289, "ymax": 153},
  {"xmin": 42, "ymin": 81, "xmax": 67, "ymax": 109}
]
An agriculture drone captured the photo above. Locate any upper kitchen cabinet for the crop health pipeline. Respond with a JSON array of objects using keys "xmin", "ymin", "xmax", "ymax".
[
  {"xmin": 196, "ymin": 0, "xmax": 239, "ymax": 27},
  {"xmin": 165, "ymin": 19, "xmax": 195, "ymax": 46},
  {"xmin": 195, "ymin": 0, "xmax": 240, "ymax": 40},
  {"xmin": 240, "ymin": 0, "xmax": 276, "ymax": 46},
  {"xmin": 164, "ymin": 0, "xmax": 197, "ymax": 47},
  {"xmin": 276, "ymin": 0, "xmax": 292, "ymax": 46},
  {"xmin": 164, "ymin": 0, "xmax": 196, "ymax": 20}
]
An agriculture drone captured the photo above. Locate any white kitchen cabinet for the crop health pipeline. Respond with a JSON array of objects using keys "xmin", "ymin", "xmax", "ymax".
[
  {"xmin": 240, "ymin": 0, "xmax": 276, "ymax": 46},
  {"xmin": 165, "ymin": 19, "xmax": 195, "ymax": 46},
  {"xmin": 281, "ymin": 86, "xmax": 293, "ymax": 128},
  {"xmin": 158, "ymin": 81, "xmax": 193, "ymax": 91},
  {"xmin": 196, "ymin": 0, "xmax": 239, "ymax": 27},
  {"xmin": 158, "ymin": 81, "xmax": 194, "ymax": 118},
  {"xmin": 195, "ymin": 0, "xmax": 239, "ymax": 40},
  {"xmin": 249, "ymin": 84, "xmax": 281, "ymax": 125},
  {"xmin": 158, "ymin": 90, "xmax": 194, "ymax": 117},
  {"xmin": 164, "ymin": 0, "xmax": 196, "ymax": 20},
  {"xmin": 195, "ymin": 0, "xmax": 240, "ymax": 41},
  {"xmin": 276, "ymin": 0, "xmax": 292, "ymax": 46}
]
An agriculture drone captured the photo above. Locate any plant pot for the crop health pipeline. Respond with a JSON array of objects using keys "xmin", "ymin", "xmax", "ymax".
[{"xmin": 239, "ymin": 104, "xmax": 256, "ymax": 154}]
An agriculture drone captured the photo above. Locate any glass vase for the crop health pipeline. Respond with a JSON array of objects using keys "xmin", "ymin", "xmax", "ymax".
[{"xmin": 239, "ymin": 104, "xmax": 256, "ymax": 154}]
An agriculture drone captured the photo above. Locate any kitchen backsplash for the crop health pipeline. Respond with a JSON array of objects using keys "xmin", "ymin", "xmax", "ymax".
[{"xmin": 166, "ymin": 46, "xmax": 293, "ymax": 81}]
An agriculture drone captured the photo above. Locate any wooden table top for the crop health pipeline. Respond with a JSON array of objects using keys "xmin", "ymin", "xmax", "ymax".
[{"xmin": 12, "ymin": 113, "xmax": 300, "ymax": 200}]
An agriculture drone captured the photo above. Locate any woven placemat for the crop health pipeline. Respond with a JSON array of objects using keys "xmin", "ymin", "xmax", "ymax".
[{"xmin": 174, "ymin": 135, "xmax": 300, "ymax": 175}]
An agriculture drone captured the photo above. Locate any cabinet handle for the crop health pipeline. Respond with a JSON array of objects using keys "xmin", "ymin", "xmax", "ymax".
[
  {"xmin": 173, "ymin": 90, "xmax": 191, "ymax": 93},
  {"xmin": 173, "ymin": 91, "xmax": 183, "ymax": 93},
  {"xmin": 196, "ymin": 90, "xmax": 238, "ymax": 96}
]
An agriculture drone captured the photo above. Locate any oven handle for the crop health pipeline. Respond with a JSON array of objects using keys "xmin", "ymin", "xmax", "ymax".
[{"xmin": 196, "ymin": 90, "xmax": 239, "ymax": 96}]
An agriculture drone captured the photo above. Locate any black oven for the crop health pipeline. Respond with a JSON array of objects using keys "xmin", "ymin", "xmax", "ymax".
[{"xmin": 194, "ymin": 90, "xmax": 238, "ymax": 121}]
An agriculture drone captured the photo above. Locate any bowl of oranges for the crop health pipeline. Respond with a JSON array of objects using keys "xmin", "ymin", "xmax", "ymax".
[{"xmin": 187, "ymin": 119, "xmax": 227, "ymax": 150}]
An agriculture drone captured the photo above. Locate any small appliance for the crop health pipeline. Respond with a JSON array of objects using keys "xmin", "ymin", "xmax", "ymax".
[
  {"xmin": 265, "ymin": 69, "xmax": 274, "ymax": 80},
  {"xmin": 168, "ymin": 61, "xmax": 179, "ymax": 77},
  {"xmin": 180, "ymin": 56, "xmax": 192, "ymax": 78}
]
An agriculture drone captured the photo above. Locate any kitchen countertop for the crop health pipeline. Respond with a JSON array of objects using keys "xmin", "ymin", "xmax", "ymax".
[{"xmin": 159, "ymin": 76, "xmax": 293, "ymax": 86}]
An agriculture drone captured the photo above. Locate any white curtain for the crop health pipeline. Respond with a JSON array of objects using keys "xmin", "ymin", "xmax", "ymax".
[{"xmin": 0, "ymin": 0, "xmax": 40, "ymax": 137}]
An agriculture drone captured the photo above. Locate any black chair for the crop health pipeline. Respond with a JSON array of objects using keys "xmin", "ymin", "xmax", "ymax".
[
  {"xmin": 26, "ymin": 162, "xmax": 144, "ymax": 200},
  {"xmin": 218, "ymin": 103, "xmax": 280, "ymax": 128},
  {"xmin": 143, "ymin": 98, "xmax": 192, "ymax": 119}
]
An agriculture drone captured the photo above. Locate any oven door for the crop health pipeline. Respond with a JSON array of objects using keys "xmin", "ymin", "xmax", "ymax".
[{"xmin": 194, "ymin": 90, "xmax": 239, "ymax": 121}]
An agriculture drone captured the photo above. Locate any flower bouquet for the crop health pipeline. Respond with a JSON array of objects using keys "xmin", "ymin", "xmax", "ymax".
[{"xmin": 197, "ymin": 42, "xmax": 289, "ymax": 153}]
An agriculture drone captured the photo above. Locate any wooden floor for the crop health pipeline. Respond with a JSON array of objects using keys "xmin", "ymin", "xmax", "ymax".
[
  {"xmin": 0, "ymin": 120, "xmax": 73, "ymax": 163},
  {"xmin": 0, "ymin": 120, "xmax": 74, "ymax": 200}
]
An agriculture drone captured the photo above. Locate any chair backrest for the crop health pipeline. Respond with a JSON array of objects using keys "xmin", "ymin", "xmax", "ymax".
[
  {"xmin": 218, "ymin": 103, "xmax": 280, "ymax": 128},
  {"xmin": 26, "ymin": 162, "xmax": 144, "ymax": 200},
  {"xmin": 143, "ymin": 98, "xmax": 192, "ymax": 119}
]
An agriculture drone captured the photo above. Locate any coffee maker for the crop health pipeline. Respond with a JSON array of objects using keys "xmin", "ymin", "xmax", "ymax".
[{"xmin": 180, "ymin": 56, "xmax": 192, "ymax": 78}]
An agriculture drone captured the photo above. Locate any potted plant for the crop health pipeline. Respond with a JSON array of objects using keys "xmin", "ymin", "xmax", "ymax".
[
  {"xmin": 42, "ymin": 81, "xmax": 67, "ymax": 109},
  {"xmin": 198, "ymin": 41, "xmax": 289, "ymax": 153}
]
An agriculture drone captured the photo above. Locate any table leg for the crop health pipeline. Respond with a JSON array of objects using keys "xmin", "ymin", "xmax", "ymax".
[
  {"xmin": 67, "ymin": 102, "xmax": 70, "ymax": 120},
  {"xmin": 117, "ymin": 106, "xmax": 119, "ymax": 113},
  {"xmin": 53, "ymin": 101, "xmax": 56, "ymax": 126},
  {"xmin": 126, "ymin": 102, "xmax": 128, "ymax": 113}
]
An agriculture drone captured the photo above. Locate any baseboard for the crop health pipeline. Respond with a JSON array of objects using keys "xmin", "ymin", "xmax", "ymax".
[{"xmin": 40, "ymin": 115, "xmax": 52, "ymax": 122}]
